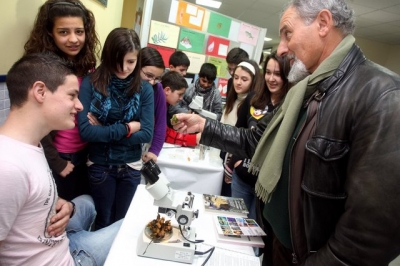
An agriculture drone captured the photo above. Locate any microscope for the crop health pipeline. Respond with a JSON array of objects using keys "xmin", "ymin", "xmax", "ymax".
[
  {"xmin": 136, "ymin": 160, "xmax": 200, "ymax": 264},
  {"xmin": 189, "ymin": 95, "xmax": 218, "ymax": 120}
]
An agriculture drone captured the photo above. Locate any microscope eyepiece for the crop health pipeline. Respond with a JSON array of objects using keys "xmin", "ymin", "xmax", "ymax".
[{"xmin": 141, "ymin": 159, "xmax": 161, "ymax": 185}]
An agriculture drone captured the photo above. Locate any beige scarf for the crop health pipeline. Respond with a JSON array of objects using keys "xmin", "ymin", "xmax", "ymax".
[{"xmin": 250, "ymin": 35, "xmax": 355, "ymax": 202}]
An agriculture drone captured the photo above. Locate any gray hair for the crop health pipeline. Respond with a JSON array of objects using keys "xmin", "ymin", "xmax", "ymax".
[{"xmin": 283, "ymin": 0, "xmax": 355, "ymax": 35}]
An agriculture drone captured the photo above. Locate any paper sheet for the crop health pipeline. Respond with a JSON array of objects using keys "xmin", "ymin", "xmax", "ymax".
[{"xmin": 195, "ymin": 245, "xmax": 261, "ymax": 266}]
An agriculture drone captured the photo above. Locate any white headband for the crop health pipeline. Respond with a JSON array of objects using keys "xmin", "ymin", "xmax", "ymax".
[{"xmin": 237, "ymin": 61, "xmax": 256, "ymax": 75}]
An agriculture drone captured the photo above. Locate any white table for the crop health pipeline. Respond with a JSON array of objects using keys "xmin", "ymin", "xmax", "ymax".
[
  {"xmin": 105, "ymin": 185, "xmax": 260, "ymax": 266},
  {"xmin": 156, "ymin": 144, "xmax": 224, "ymax": 195}
]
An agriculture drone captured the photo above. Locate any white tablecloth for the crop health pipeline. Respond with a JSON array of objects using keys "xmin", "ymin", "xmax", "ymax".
[
  {"xmin": 155, "ymin": 144, "xmax": 224, "ymax": 195},
  {"xmin": 105, "ymin": 185, "xmax": 258, "ymax": 266}
]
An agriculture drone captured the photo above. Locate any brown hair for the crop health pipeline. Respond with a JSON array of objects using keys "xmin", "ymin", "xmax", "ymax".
[
  {"xmin": 224, "ymin": 59, "xmax": 262, "ymax": 116},
  {"xmin": 7, "ymin": 53, "xmax": 74, "ymax": 108},
  {"xmin": 24, "ymin": 0, "xmax": 100, "ymax": 77},
  {"xmin": 90, "ymin": 28, "xmax": 142, "ymax": 96},
  {"xmin": 251, "ymin": 51, "xmax": 291, "ymax": 108},
  {"xmin": 139, "ymin": 47, "xmax": 165, "ymax": 70},
  {"xmin": 161, "ymin": 71, "xmax": 188, "ymax": 92}
]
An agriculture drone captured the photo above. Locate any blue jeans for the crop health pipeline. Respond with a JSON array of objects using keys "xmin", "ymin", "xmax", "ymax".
[
  {"xmin": 67, "ymin": 195, "xmax": 122, "ymax": 266},
  {"xmin": 88, "ymin": 164, "xmax": 141, "ymax": 229},
  {"xmin": 231, "ymin": 169, "xmax": 257, "ymax": 221}
]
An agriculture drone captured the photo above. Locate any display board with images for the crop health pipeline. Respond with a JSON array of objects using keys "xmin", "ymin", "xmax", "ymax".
[{"xmin": 144, "ymin": 0, "xmax": 266, "ymax": 99}]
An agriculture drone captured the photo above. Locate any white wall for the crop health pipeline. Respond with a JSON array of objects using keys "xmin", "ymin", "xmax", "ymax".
[{"xmin": 355, "ymin": 37, "xmax": 400, "ymax": 74}]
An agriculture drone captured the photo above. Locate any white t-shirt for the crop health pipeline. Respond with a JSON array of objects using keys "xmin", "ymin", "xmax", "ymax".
[{"xmin": 0, "ymin": 135, "xmax": 73, "ymax": 266}]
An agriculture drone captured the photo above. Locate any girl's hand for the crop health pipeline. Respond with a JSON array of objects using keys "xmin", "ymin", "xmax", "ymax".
[
  {"xmin": 128, "ymin": 121, "xmax": 141, "ymax": 134},
  {"xmin": 142, "ymin": 152, "xmax": 157, "ymax": 163},
  {"xmin": 60, "ymin": 161, "xmax": 74, "ymax": 177},
  {"xmin": 87, "ymin": 112, "xmax": 102, "ymax": 126}
]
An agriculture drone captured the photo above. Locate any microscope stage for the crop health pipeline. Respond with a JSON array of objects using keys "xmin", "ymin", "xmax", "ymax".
[{"xmin": 137, "ymin": 226, "xmax": 197, "ymax": 264}]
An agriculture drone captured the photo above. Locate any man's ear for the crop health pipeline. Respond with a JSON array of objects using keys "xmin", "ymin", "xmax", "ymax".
[
  {"xmin": 169, "ymin": 65, "xmax": 174, "ymax": 70},
  {"xmin": 31, "ymin": 81, "xmax": 47, "ymax": 103},
  {"xmin": 316, "ymin": 9, "xmax": 333, "ymax": 37}
]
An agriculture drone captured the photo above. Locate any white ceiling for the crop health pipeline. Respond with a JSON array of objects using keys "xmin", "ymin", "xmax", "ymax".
[{"xmin": 184, "ymin": 0, "xmax": 400, "ymax": 48}]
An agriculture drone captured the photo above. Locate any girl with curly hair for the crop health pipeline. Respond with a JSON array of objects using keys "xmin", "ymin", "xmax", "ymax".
[{"xmin": 24, "ymin": 0, "xmax": 101, "ymax": 201}]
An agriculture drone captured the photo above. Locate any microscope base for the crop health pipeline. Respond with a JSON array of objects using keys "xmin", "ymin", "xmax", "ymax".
[{"xmin": 137, "ymin": 226, "xmax": 196, "ymax": 264}]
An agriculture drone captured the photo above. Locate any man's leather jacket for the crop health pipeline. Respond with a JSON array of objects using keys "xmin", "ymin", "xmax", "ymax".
[{"xmin": 200, "ymin": 44, "xmax": 400, "ymax": 265}]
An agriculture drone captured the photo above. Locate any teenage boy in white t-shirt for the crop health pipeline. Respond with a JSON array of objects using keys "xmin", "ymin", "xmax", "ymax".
[{"xmin": 0, "ymin": 53, "xmax": 121, "ymax": 266}]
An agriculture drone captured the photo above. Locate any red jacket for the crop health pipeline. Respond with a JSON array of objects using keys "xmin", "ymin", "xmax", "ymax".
[{"xmin": 165, "ymin": 127, "xmax": 197, "ymax": 147}]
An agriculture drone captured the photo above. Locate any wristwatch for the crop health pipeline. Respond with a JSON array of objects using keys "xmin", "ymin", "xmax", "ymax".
[{"xmin": 69, "ymin": 201, "xmax": 76, "ymax": 218}]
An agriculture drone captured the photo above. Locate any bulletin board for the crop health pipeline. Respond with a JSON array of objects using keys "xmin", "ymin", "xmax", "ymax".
[{"xmin": 139, "ymin": 0, "xmax": 266, "ymax": 96}]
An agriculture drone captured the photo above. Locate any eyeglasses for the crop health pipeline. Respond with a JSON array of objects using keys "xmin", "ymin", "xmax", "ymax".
[{"xmin": 141, "ymin": 69, "xmax": 162, "ymax": 83}]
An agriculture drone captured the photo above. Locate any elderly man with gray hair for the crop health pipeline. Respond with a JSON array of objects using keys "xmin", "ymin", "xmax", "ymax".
[{"xmin": 171, "ymin": 0, "xmax": 400, "ymax": 265}]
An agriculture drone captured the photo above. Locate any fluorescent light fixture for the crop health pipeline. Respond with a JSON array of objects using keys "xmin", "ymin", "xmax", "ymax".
[
  {"xmin": 264, "ymin": 37, "xmax": 272, "ymax": 41},
  {"xmin": 196, "ymin": 0, "xmax": 222, "ymax": 9}
]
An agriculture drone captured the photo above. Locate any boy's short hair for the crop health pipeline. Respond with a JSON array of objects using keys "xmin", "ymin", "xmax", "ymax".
[
  {"xmin": 169, "ymin": 51, "xmax": 190, "ymax": 67},
  {"xmin": 226, "ymin": 48, "xmax": 249, "ymax": 64},
  {"xmin": 161, "ymin": 71, "xmax": 188, "ymax": 91},
  {"xmin": 7, "ymin": 53, "xmax": 74, "ymax": 108},
  {"xmin": 199, "ymin": 63, "xmax": 217, "ymax": 81}
]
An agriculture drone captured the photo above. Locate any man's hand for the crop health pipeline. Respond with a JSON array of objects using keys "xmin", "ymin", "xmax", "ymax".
[
  {"xmin": 46, "ymin": 198, "xmax": 73, "ymax": 237},
  {"xmin": 172, "ymin": 113, "xmax": 206, "ymax": 134},
  {"xmin": 196, "ymin": 133, "xmax": 201, "ymax": 145},
  {"xmin": 59, "ymin": 161, "xmax": 74, "ymax": 177},
  {"xmin": 142, "ymin": 152, "xmax": 157, "ymax": 163}
]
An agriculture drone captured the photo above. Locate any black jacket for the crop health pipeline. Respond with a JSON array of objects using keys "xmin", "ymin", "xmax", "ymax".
[{"xmin": 200, "ymin": 44, "xmax": 400, "ymax": 265}]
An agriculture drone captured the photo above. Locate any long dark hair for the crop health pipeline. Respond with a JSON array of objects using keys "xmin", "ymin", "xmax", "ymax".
[
  {"xmin": 90, "ymin": 28, "xmax": 142, "ymax": 96},
  {"xmin": 24, "ymin": 0, "xmax": 100, "ymax": 77},
  {"xmin": 139, "ymin": 47, "xmax": 165, "ymax": 69},
  {"xmin": 251, "ymin": 51, "xmax": 290, "ymax": 108},
  {"xmin": 224, "ymin": 59, "xmax": 262, "ymax": 116}
]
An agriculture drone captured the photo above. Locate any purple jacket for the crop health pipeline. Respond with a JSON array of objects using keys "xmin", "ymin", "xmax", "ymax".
[{"xmin": 148, "ymin": 82, "xmax": 167, "ymax": 156}]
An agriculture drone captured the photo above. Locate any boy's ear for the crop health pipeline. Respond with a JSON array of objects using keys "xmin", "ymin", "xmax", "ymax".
[
  {"xmin": 169, "ymin": 65, "xmax": 174, "ymax": 70},
  {"xmin": 31, "ymin": 81, "xmax": 47, "ymax": 103},
  {"xmin": 164, "ymin": 86, "xmax": 172, "ymax": 94}
]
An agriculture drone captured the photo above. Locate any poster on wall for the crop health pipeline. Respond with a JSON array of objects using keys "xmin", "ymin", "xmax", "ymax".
[
  {"xmin": 178, "ymin": 28, "xmax": 205, "ymax": 54},
  {"xmin": 217, "ymin": 78, "xmax": 229, "ymax": 97},
  {"xmin": 238, "ymin": 22, "xmax": 260, "ymax": 46},
  {"xmin": 239, "ymin": 43, "xmax": 255, "ymax": 59},
  {"xmin": 147, "ymin": 44, "xmax": 176, "ymax": 68},
  {"xmin": 228, "ymin": 21, "xmax": 240, "ymax": 42},
  {"xmin": 206, "ymin": 36, "xmax": 230, "ymax": 58},
  {"xmin": 148, "ymin": 20, "xmax": 180, "ymax": 49},
  {"xmin": 207, "ymin": 12, "xmax": 231, "ymax": 38},
  {"xmin": 175, "ymin": 1, "xmax": 206, "ymax": 31},
  {"xmin": 207, "ymin": 56, "xmax": 228, "ymax": 78},
  {"xmin": 182, "ymin": 51, "xmax": 206, "ymax": 74}
]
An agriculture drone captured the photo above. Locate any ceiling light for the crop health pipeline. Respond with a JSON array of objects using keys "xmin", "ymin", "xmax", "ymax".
[
  {"xmin": 264, "ymin": 37, "xmax": 272, "ymax": 41},
  {"xmin": 196, "ymin": 0, "xmax": 222, "ymax": 9}
]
